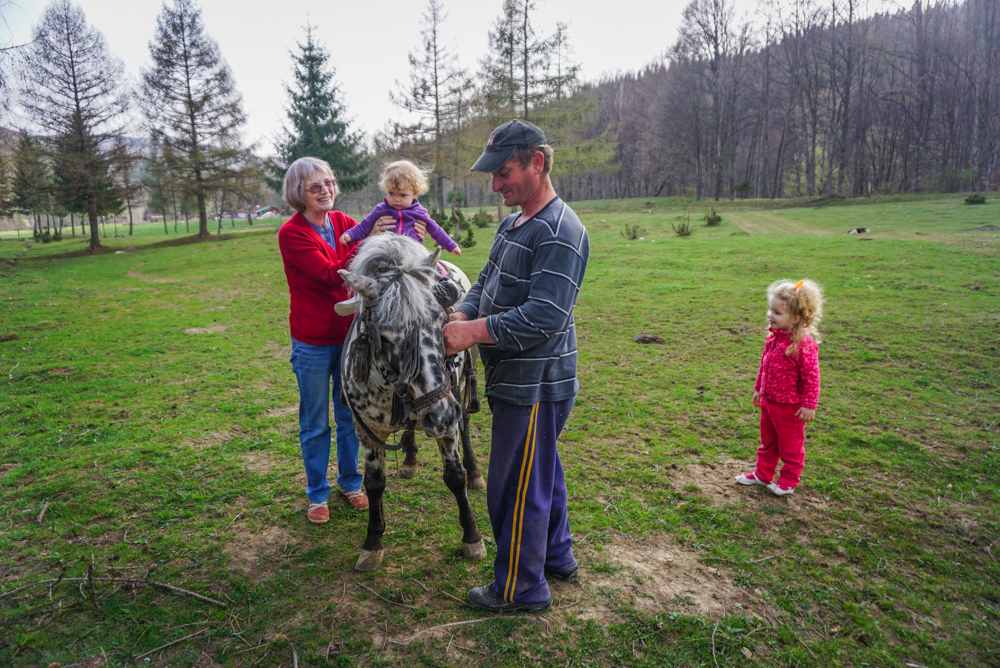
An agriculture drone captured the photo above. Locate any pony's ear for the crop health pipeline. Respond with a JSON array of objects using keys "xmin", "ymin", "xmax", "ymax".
[
  {"xmin": 434, "ymin": 279, "xmax": 462, "ymax": 309},
  {"xmin": 338, "ymin": 270, "xmax": 381, "ymax": 300},
  {"xmin": 422, "ymin": 248, "xmax": 441, "ymax": 270}
]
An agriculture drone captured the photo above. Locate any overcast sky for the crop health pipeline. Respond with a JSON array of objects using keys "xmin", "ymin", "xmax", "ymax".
[{"xmin": 2, "ymin": 0, "xmax": 695, "ymax": 149}]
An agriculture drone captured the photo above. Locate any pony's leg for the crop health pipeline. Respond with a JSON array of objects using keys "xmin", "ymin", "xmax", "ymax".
[
  {"xmin": 460, "ymin": 410, "xmax": 485, "ymax": 490},
  {"xmin": 437, "ymin": 430, "xmax": 486, "ymax": 560},
  {"xmin": 399, "ymin": 421, "xmax": 419, "ymax": 479},
  {"xmin": 355, "ymin": 440, "xmax": 387, "ymax": 572}
]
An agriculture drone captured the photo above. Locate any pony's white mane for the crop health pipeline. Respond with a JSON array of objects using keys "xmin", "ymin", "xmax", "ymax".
[{"xmin": 348, "ymin": 234, "xmax": 439, "ymax": 328}]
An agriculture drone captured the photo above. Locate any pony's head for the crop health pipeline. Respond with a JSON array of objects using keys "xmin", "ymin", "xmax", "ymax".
[{"xmin": 339, "ymin": 234, "xmax": 462, "ymax": 438}]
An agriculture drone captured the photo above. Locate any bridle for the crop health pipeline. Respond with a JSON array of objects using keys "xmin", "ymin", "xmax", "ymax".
[{"xmin": 340, "ymin": 265, "xmax": 461, "ymax": 450}]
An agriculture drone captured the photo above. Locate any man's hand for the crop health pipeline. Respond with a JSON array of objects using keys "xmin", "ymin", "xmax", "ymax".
[
  {"xmin": 752, "ymin": 390, "xmax": 762, "ymax": 408},
  {"xmin": 449, "ymin": 311, "xmax": 468, "ymax": 322},
  {"xmin": 444, "ymin": 317, "xmax": 492, "ymax": 356},
  {"xmin": 796, "ymin": 407, "xmax": 816, "ymax": 422}
]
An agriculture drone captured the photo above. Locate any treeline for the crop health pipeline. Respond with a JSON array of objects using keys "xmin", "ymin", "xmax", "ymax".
[
  {"xmin": 581, "ymin": 0, "xmax": 1000, "ymax": 201},
  {"xmin": 0, "ymin": 0, "xmax": 261, "ymax": 249},
  {"xmin": 2, "ymin": 0, "xmax": 997, "ymax": 246}
]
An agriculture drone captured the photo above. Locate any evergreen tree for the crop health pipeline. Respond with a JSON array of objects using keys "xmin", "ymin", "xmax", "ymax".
[
  {"xmin": 20, "ymin": 0, "xmax": 131, "ymax": 250},
  {"xmin": 10, "ymin": 132, "xmax": 50, "ymax": 237},
  {"xmin": 141, "ymin": 0, "xmax": 251, "ymax": 237},
  {"xmin": 267, "ymin": 23, "xmax": 368, "ymax": 194}
]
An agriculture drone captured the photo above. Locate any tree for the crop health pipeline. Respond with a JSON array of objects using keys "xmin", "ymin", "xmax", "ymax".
[
  {"xmin": 391, "ymin": 0, "xmax": 465, "ymax": 213},
  {"xmin": 10, "ymin": 132, "xmax": 49, "ymax": 237},
  {"xmin": 141, "ymin": 0, "xmax": 250, "ymax": 238},
  {"xmin": 267, "ymin": 23, "xmax": 368, "ymax": 194},
  {"xmin": 20, "ymin": 0, "xmax": 131, "ymax": 249}
]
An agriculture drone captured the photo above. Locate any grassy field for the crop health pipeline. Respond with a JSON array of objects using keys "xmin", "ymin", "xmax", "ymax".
[{"xmin": 1, "ymin": 195, "xmax": 998, "ymax": 667}]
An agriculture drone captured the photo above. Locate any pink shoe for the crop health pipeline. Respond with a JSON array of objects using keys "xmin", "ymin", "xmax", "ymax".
[{"xmin": 735, "ymin": 472, "xmax": 769, "ymax": 486}]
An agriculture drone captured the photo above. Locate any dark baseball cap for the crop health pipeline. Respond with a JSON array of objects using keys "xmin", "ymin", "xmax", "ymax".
[{"xmin": 470, "ymin": 119, "xmax": 547, "ymax": 173}]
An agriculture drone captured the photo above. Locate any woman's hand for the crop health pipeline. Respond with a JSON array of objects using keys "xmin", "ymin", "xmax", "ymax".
[
  {"xmin": 752, "ymin": 390, "xmax": 762, "ymax": 408},
  {"xmin": 796, "ymin": 407, "xmax": 816, "ymax": 422},
  {"xmin": 370, "ymin": 216, "xmax": 396, "ymax": 236},
  {"xmin": 413, "ymin": 220, "xmax": 427, "ymax": 241}
]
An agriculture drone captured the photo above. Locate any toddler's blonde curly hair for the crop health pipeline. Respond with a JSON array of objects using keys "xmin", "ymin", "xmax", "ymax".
[
  {"xmin": 767, "ymin": 279, "xmax": 824, "ymax": 356},
  {"xmin": 378, "ymin": 160, "xmax": 430, "ymax": 196}
]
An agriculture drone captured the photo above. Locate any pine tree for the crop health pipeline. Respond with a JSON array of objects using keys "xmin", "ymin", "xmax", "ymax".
[
  {"xmin": 141, "ymin": 0, "xmax": 250, "ymax": 237},
  {"xmin": 20, "ymin": 0, "xmax": 131, "ymax": 249},
  {"xmin": 10, "ymin": 132, "xmax": 49, "ymax": 237},
  {"xmin": 267, "ymin": 23, "xmax": 368, "ymax": 194}
]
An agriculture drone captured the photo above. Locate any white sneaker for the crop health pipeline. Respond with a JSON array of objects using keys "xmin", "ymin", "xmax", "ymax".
[
  {"xmin": 735, "ymin": 472, "xmax": 768, "ymax": 486},
  {"xmin": 767, "ymin": 482, "xmax": 795, "ymax": 497},
  {"xmin": 335, "ymin": 295, "xmax": 360, "ymax": 316}
]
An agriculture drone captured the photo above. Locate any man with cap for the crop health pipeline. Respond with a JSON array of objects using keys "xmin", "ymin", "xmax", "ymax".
[{"xmin": 444, "ymin": 119, "xmax": 590, "ymax": 613}]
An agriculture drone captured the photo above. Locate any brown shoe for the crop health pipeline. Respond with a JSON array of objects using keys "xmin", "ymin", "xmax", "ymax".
[
  {"xmin": 307, "ymin": 502, "xmax": 329, "ymax": 524},
  {"xmin": 341, "ymin": 489, "xmax": 369, "ymax": 510}
]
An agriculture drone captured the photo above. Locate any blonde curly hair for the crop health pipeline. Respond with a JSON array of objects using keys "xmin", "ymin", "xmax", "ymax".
[
  {"xmin": 378, "ymin": 160, "xmax": 430, "ymax": 196},
  {"xmin": 767, "ymin": 279, "xmax": 824, "ymax": 356}
]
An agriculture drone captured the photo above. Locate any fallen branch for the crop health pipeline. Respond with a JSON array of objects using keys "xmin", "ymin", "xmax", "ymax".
[
  {"xmin": 357, "ymin": 582, "xmax": 419, "ymax": 610},
  {"xmin": 403, "ymin": 618, "xmax": 492, "ymax": 643},
  {"xmin": 0, "ymin": 577, "xmax": 226, "ymax": 607},
  {"xmin": 36, "ymin": 501, "xmax": 50, "ymax": 523},
  {"xmin": 134, "ymin": 627, "xmax": 209, "ymax": 659}
]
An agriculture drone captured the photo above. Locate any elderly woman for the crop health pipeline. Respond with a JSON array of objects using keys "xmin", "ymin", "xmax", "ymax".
[{"xmin": 278, "ymin": 157, "xmax": 423, "ymax": 524}]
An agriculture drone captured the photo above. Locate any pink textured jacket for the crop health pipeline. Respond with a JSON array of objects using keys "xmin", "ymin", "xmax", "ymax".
[{"xmin": 754, "ymin": 329, "xmax": 821, "ymax": 409}]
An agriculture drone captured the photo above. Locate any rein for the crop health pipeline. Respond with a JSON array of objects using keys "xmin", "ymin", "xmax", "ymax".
[{"xmin": 340, "ymin": 266, "xmax": 460, "ymax": 450}]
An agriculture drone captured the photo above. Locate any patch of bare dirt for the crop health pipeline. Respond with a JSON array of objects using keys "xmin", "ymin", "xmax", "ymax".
[
  {"xmin": 71, "ymin": 529, "xmax": 126, "ymax": 547},
  {"xmin": 47, "ymin": 366, "xmax": 72, "ymax": 375},
  {"xmin": 184, "ymin": 429, "xmax": 240, "ymax": 450},
  {"xmin": 204, "ymin": 305, "xmax": 227, "ymax": 311},
  {"xmin": 574, "ymin": 533, "xmax": 770, "ymax": 622},
  {"xmin": 264, "ymin": 405, "xmax": 298, "ymax": 418},
  {"xmin": 183, "ymin": 324, "xmax": 229, "ymax": 334},
  {"xmin": 242, "ymin": 450, "xmax": 280, "ymax": 475},
  {"xmin": 226, "ymin": 525, "xmax": 298, "ymax": 579},
  {"xmin": 0, "ymin": 463, "xmax": 17, "ymax": 478},
  {"xmin": 668, "ymin": 457, "xmax": 833, "ymax": 514}
]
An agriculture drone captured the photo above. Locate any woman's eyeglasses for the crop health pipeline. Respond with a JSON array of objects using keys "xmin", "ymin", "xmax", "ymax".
[{"xmin": 306, "ymin": 179, "xmax": 336, "ymax": 194}]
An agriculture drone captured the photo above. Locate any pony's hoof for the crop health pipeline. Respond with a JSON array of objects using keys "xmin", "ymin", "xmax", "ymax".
[
  {"xmin": 399, "ymin": 463, "xmax": 419, "ymax": 479},
  {"xmin": 461, "ymin": 539, "xmax": 487, "ymax": 561},
  {"xmin": 355, "ymin": 549, "xmax": 385, "ymax": 572},
  {"xmin": 466, "ymin": 474, "xmax": 486, "ymax": 490}
]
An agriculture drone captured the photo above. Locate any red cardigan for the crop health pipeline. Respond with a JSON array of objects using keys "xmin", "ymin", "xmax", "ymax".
[{"xmin": 278, "ymin": 210, "xmax": 359, "ymax": 345}]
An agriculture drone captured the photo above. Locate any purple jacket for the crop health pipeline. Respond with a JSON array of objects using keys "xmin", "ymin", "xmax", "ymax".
[{"xmin": 344, "ymin": 198, "xmax": 458, "ymax": 252}]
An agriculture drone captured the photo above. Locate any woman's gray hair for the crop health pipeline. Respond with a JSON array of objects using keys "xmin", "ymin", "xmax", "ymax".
[{"xmin": 282, "ymin": 157, "xmax": 341, "ymax": 212}]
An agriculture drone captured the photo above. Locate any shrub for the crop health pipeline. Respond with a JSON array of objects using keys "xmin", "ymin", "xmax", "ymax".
[
  {"xmin": 471, "ymin": 209, "xmax": 493, "ymax": 228},
  {"xmin": 52, "ymin": 230, "xmax": 63, "ymax": 241},
  {"xmin": 672, "ymin": 220, "xmax": 692, "ymax": 237},
  {"xmin": 455, "ymin": 226, "xmax": 476, "ymax": 248},
  {"xmin": 704, "ymin": 207, "xmax": 723, "ymax": 226},
  {"xmin": 40, "ymin": 230, "xmax": 52, "ymax": 243},
  {"xmin": 673, "ymin": 211, "xmax": 693, "ymax": 237},
  {"xmin": 620, "ymin": 223, "xmax": 645, "ymax": 240},
  {"xmin": 964, "ymin": 192, "xmax": 987, "ymax": 205}
]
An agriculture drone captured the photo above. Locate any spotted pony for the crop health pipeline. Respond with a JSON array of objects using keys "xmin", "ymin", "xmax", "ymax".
[{"xmin": 338, "ymin": 234, "xmax": 486, "ymax": 572}]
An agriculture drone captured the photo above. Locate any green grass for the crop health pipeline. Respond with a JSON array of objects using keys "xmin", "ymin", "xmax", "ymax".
[{"xmin": 1, "ymin": 194, "xmax": 998, "ymax": 666}]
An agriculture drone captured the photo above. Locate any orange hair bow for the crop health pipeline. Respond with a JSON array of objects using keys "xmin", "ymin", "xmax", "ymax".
[{"xmin": 793, "ymin": 280, "xmax": 804, "ymax": 291}]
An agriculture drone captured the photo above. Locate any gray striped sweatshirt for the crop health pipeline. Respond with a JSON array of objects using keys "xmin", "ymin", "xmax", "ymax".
[{"xmin": 456, "ymin": 197, "xmax": 589, "ymax": 406}]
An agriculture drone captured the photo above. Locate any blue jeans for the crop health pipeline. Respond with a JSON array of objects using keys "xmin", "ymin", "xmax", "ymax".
[{"xmin": 290, "ymin": 337, "xmax": 363, "ymax": 502}]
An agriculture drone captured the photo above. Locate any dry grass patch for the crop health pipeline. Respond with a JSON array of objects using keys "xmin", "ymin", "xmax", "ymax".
[
  {"xmin": 183, "ymin": 324, "xmax": 229, "ymax": 334},
  {"xmin": 226, "ymin": 525, "xmax": 298, "ymax": 579}
]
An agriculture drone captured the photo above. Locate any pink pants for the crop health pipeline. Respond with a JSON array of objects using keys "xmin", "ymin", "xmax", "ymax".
[{"xmin": 753, "ymin": 397, "xmax": 806, "ymax": 489}]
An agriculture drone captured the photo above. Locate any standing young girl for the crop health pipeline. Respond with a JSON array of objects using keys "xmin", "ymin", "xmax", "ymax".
[{"xmin": 736, "ymin": 279, "xmax": 824, "ymax": 496}]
